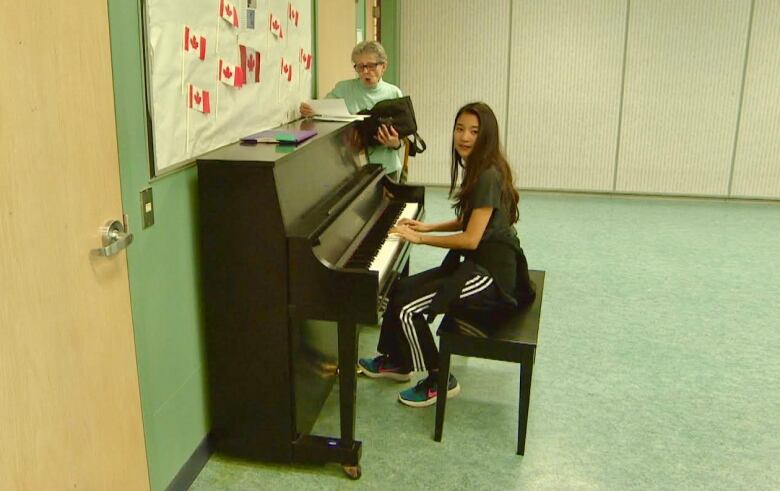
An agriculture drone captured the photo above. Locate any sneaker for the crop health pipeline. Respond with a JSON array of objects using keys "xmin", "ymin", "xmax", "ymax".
[
  {"xmin": 357, "ymin": 355, "xmax": 412, "ymax": 382},
  {"xmin": 398, "ymin": 374, "xmax": 460, "ymax": 408}
]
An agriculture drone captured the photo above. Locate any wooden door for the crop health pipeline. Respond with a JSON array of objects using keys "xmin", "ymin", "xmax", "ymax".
[{"xmin": 0, "ymin": 2, "xmax": 149, "ymax": 489}]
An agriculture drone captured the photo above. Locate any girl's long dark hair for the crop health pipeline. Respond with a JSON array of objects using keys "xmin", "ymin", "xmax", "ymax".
[{"xmin": 450, "ymin": 102, "xmax": 519, "ymax": 224}]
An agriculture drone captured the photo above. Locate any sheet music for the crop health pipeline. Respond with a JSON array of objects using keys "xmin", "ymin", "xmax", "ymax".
[{"xmin": 308, "ymin": 99, "xmax": 368, "ymax": 122}]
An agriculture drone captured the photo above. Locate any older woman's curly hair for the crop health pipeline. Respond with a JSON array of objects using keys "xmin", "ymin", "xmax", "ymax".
[{"xmin": 351, "ymin": 40, "xmax": 388, "ymax": 65}]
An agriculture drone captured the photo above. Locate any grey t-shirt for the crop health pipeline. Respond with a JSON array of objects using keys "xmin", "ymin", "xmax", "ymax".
[
  {"xmin": 466, "ymin": 166, "xmax": 521, "ymax": 295},
  {"xmin": 470, "ymin": 166, "xmax": 518, "ymax": 246}
]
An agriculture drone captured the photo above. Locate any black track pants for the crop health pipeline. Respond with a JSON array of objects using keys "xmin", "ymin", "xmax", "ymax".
[{"xmin": 377, "ymin": 265, "xmax": 501, "ymax": 372}]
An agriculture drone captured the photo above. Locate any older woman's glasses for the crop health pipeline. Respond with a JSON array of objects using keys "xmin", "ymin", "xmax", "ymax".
[{"xmin": 353, "ymin": 62, "xmax": 384, "ymax": 72}]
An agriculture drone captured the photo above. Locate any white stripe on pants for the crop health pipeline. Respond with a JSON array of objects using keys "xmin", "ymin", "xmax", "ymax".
[{"xmin": 399, "ymin": 275, "xmax": 494, "ymax": 371}]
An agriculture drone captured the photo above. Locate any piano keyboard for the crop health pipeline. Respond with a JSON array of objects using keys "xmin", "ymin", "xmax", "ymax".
[
  {"xmin": 345, "ymin": 201, "xmax": 419, "ymax": 285},
  {"xmin": 369, "ymin": 202, "xmax": 419, "ymax": 282}
]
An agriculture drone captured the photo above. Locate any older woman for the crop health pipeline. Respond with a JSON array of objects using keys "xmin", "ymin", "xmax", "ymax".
[{"xmin": 300, "ymin": 40, "xmax": 404, "ymax": 180}]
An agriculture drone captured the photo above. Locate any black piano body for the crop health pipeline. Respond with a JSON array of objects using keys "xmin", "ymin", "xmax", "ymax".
[{"xmin": 196, "ymin": 120, "xmax": 424, "ymax": 476}]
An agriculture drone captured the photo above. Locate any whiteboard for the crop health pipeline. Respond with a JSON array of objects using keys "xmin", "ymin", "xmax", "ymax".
[{"xmin": 144, "ymin": 0, "xmax": 313, "ymax": 174}]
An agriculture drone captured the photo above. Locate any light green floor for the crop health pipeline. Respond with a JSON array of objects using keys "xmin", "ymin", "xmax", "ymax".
[{"xmin": 191, "ymin": 189, "xmax": 780, "ymax": 490}]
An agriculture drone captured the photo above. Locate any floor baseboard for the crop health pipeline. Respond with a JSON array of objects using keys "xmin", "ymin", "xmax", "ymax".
[{"xmin": 165, "ymin": 433, "xmax": 213, "ymax": 491}]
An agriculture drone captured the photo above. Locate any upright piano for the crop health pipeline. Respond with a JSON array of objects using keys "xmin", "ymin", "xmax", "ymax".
[{"xmin": 197, "ymin": 120, "xmax": 424, "ymax": 478}]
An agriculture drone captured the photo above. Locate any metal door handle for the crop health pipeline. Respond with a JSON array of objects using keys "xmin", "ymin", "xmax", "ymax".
[{"xmin": 92, "ymin": 219, "xmax": 134, "ymax": 256}]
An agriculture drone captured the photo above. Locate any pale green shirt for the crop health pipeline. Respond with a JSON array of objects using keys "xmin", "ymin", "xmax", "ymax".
[{"xmin": 327, "ymin": 78, "xmax": 404, "ymax": 175}]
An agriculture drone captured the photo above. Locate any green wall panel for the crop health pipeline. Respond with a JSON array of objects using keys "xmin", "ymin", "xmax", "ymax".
[
  {"xmin": 106, "ymin": 2, "xmax": 395, "ymax": 488},
  {"xmin": 381, "ymin": 0, "xmax": 400, "ymax": 86},
  {"xmin": 107, "ymin": 1, "xmax": 208, "ymax": 490}
]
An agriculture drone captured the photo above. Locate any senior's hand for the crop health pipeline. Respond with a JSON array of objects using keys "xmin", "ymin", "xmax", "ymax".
[
  {"xmin": 376, "ymin": 124, "xmax": 401, "ymax": 150},
  {"xmin": 300, "ymin": 102, "xmax": 315, "ymax": 118}
]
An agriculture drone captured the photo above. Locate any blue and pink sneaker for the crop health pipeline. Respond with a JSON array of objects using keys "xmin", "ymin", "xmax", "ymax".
[
  {"xmin": 358, "ymin": 355, "xmax": 412, "ymax": 382},
  {"xmin": 398, "ymin": 374, "xmax": 460, "ymax": 408}
]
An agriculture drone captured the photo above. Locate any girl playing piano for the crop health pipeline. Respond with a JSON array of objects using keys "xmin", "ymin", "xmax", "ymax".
[{"xmin": 358, "ymin": 102, "xmax": 535, "ymax": 407}]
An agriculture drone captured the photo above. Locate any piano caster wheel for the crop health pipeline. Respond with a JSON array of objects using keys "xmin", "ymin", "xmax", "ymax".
[{"xmin": 342, "ymin": 464, "xmax": 362, "ymax": 480}]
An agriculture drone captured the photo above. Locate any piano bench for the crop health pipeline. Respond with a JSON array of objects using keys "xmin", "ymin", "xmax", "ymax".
[{"xmin": 433, "ymin": 270, "xmax": 545, "ymax": 455}]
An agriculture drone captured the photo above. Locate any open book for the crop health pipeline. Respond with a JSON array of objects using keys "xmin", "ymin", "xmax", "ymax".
[{"xmin": 307, "ymin": 99, "xmax": 368, "ymax": 122}]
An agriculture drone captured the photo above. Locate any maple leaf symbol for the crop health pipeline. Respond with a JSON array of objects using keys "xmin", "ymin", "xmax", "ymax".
[
  {"xmin": 194, "ymin": 92, "xmax": 202, "ymax": 104},
  {"xmin": 190, "ymin": 36, "xmax": 199, "ymax": 49},
  {"xmin": 223, "ymin": 66, "xmax": 233, "ymax": 78}
]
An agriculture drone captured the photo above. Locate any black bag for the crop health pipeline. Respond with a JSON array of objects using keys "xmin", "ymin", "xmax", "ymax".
[{"xmin": 357, "ymin": 96, "xmax": 427, "ymax": 156}]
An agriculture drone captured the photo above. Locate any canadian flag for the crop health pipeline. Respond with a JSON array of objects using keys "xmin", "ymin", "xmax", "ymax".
[
  {"xmin": 219, "ymin": 0, "xmax": 239, "ymax": 28},
  {"xmin": 269, "ymin": 13, "xmax": 284, "ymax": 39},
  {"xmin": 239, "ymin": 45, "xmax": 261, "ymax": 83},
  {"xmin": 183, "ymin": 26, "xmax": 207, "ymax": 60},
  {"xmin": 218, "ymin": 59, "xmax": 244, "ymax": 88},
  {"xmin": 288, "ymin": 3, "xmax": 300, "ymax": 26},
  {"xmin": 281, "ymin": 58, "xmax": 293, "ymax": 82},
  {"xmin": 188, "ymin": 84, "xmax": 211, "ymax": 113},
  {"xmin": 299, "ymin": 48, "xmax": 313, "ymax": 70}
]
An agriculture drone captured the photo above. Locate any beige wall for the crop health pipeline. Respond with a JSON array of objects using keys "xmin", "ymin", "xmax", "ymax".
[
  {"xmin": 399, "ymin": 0, "xmax": 512, "ymax": 186},
  {"xmin": 615, "ymin": 0, "xmax": 750, "ymax": 196},
  {"xmin": 730, "ymin": 0, "xmax": 780, "ymax": 199},
  {"xmin": 507, "ymin": 0, "xmax": 626, "ymax": 192},
  {"xmin": 400, "ymin": 0, "xmax": 779, "ymax": 200}
]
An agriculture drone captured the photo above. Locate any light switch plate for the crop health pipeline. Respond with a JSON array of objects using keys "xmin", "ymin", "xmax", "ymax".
[{"xmin": 141, "ymin": 187, "xmax": 154, "ymax": 229}]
